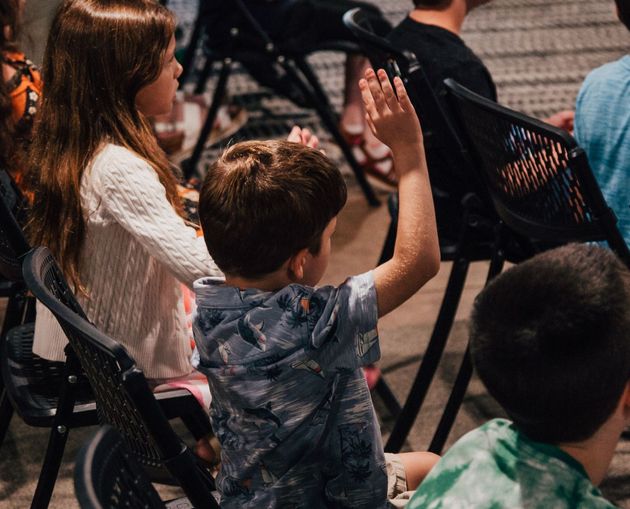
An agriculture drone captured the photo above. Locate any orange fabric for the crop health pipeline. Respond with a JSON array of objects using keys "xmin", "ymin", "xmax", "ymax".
[
  {"xmin": 4, "ymin": 51, "xmax": 42, "ymax": 125},
  {"xmin": 2, "ymin": 51, "xmax": 42, "ymax": 193}
]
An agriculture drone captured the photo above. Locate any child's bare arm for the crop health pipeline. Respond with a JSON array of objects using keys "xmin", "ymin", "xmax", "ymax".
[{"xmin": 360, "ymin": 68, "xmax": 439, "ymax": 317}]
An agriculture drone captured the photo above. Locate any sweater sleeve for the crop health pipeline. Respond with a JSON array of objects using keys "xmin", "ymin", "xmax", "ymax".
[{"xmin": 93, "ymin": 148, "xmax": 222, "ymax": 287}]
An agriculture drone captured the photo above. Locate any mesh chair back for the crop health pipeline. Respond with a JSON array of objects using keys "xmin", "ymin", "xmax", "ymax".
[
  {"xmin": 0, "ymin": 169, "xmax": 30, "ymax": 281},
  {"xmin": 75, "ymin": 425, "xmax": 166, "ymax": 509},
  {"xmin": 23, "ymin": 248, "xmax": 172, "ymax": 468},
  {"xmin": 444, "ymin": 79, "xmax": 630, "ymax": 264},
  {"xmin": 24, "ymin": 247, "xmax": 218, "ymax": 508}
]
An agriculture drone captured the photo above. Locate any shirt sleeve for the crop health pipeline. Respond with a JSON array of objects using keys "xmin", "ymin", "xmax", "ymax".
[
  {"xmin": 94, "ymin": 151, "xmax": 222, "ymax": 287},
  {"xmin": 307, "ymin": 271, "xmax": 380, "ymax": 371}
]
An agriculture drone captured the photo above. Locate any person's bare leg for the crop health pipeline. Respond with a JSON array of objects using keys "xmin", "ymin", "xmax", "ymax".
[
  {"xmin": 397, "ymin": 451, "xmax": 440, "ymax": 490},
  {"xmin": 341, "ymin": 54, "xmax": 368, "ymax": 136},
  {"xmin": 342, "ymin": 55, "xmax": 393, "ymax": 170}
]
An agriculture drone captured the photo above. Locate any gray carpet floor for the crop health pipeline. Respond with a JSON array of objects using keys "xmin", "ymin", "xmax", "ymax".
[{"xmin": 2, "ymin": 0, "xmax": 629, "ymax": 507}]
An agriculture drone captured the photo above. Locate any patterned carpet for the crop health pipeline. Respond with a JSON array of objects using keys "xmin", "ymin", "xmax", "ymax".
[{"xmin": 169, "ymin": 0, "xmax": 628, "ymax": 178}]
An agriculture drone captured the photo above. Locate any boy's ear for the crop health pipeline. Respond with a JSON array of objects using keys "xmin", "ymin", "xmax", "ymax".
[{"xmin": 288, "ymin": 248, "xmax": 309, "ymax": 282}]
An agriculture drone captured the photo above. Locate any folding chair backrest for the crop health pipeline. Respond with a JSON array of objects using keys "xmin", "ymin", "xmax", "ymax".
[
  {"xmin": 75, "ymin": 425, "xmax": 166, "ymax": 509},
  {"xmin": 444, "ymin": 78, "xmax": 630, "ymax": 265},
  {"xmin": 343, "ymin": 8, "xmax": 485, "ymax": 202},
  {"xmin": 23, "ymin": 247, "xmax": 218, "ymax": 509},
  {"xmin": 0, "ymin": 169, "xmax": 30, "ymax": 281}
]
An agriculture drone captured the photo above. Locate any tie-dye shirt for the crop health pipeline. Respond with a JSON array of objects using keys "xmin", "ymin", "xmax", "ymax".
[
  {"xmin": 407, "ymin": 419, "xmax": 617, "ymax": 509},
  {"xmin": 193, "ymin": 271, "xmax": 386, "ymax": 508}
]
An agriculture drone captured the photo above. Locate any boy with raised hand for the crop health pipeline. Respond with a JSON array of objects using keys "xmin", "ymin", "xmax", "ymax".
[
  {"xmin": 407, "ymin": 243, "xmax": 630, "ymax": 509},
  {"xmin": 192, "ymin": 68, "xmax": 440, "ymax": 508}
]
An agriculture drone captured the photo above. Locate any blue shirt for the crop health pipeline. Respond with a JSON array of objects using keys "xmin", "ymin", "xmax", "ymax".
[
  {"xmin": 575, "ymin": 56, "xmax": 630, "ymax": 247},
  {"xmin": 192, "ymin": 272, "xmax": 386, "ymax": 508}
]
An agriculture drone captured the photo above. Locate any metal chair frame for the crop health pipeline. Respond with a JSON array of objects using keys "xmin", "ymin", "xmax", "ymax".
[
  {"xmin": 0, "ymin": 169, "xmax": 101, "ymax": 509},
  {"xmin": 430, "ymin": 78, "xmax": 630, "ymax": 453},
  {"xmin": 24, "ymin": 247, "xmax": 219, "ymax": 509},
  {"xmin": 179, "ymin": 0, "xmax": 380, "ymax": 206}
]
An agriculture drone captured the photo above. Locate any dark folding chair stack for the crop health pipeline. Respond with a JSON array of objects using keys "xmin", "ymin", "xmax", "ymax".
[
  {"xmin": 343, "ymin": 8, "xmax": 509, "ymax": 455},
  {"xmin": 74, "ymin": 425, "xmax": 172, "ymax": 509},
  {"xmin": 23, "ymin": 246, "xmax": 219, "ymax": 509},
  {"xmin": 0, "ymin": 169, "xmax": 101, "ymax": 509},
  {"xmin": 178, "ymin": 0, "xmax": 380, "ymax": 206},
  {"xmin": 427, "ymin": 78, "xmax": 630, "ymax": 452}
]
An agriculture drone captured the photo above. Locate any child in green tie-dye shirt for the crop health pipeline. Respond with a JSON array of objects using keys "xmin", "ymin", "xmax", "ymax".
[{"xmin": 408, "ymin": 243, "xmax": 630, "ymax": 509}]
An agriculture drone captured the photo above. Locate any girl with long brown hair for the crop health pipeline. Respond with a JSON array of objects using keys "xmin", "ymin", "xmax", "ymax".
[
  {"xmin": 1, "ymin": 0, "xmax": 42, "ymax": 189},
  {"xmin": 28, "ymin": 0, "xmax": 222, "ymax": 385}
]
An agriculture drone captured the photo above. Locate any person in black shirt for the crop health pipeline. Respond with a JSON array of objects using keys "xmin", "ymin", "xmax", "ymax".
[
  {"xmin": 388, "ymin": 0, "xmax": 496, "ymax": 102},
  {"xmin": 387, "ymin": 0, "xmax": 574, "ymax": 241}
]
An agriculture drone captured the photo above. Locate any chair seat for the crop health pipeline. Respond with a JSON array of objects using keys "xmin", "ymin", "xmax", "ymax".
[{"xmin": 1, "ymin": 323, "xmax": 98, "ymax": 427}]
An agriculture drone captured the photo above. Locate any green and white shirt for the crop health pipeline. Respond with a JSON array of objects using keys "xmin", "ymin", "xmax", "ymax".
[{"xmin": 407, "ymin": 419, "xmax": 618, "ymax": 509}]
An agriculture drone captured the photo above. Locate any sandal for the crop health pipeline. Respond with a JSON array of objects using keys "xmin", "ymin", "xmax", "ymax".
[{"xmin": 340, "ymin": 125, "xmax": 398, "ymax": 190}]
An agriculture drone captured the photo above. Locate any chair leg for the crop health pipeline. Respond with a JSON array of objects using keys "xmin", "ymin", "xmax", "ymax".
[
  {"xmin": 374, "ymin": 378, "xmax": 401, "ymax": 418},
  {"xmin": 180, "ymin": 408, "xmax": 212, "ymax": 441},
  {"xmin": 31, "ymin": 355, "xmax": 82, "ymax": 509},
  {"xmin": 181, "ymin": 58, "xmax": 232, "ymax": 179},
  {"xmin": 179, "ymin": 7, "xmax": 205, "ymax": 86},
  {"xmin": 194, "ymin": 55, "xmax": 215, "ymax": 95},
  {"xmin": 384, "ymin": 255, "xmax": 470, "ymax": 453},
  {"xmin": 427, "ymin": 248, "xmax": 505, "ymax": 454},
  {"xmin": 0, "ymin": 388, "xmax": 13, "ymax": 449},
  {"xmin": 30, "ymin": 424, "xmax": 70, "ymax": 509},
  {"xmin": 286, "ymin": 58, "xmax": 379, "ymax": 207}
]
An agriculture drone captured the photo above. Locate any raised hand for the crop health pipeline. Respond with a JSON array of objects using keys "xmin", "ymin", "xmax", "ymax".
[
  {"xmin": 359, "ymin": 68, "xmax": 422, "ymax": 153},
  {"xmin": 287, "ymin": 126, "xmax": 319, "ymax": 149}
]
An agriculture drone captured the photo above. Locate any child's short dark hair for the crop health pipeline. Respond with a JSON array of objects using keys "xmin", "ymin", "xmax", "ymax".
[
  {"xmin": 470, "ymin": 244, "xmax": 630, "ymax": 444},
  {"xmin": 616, "ymin": 0, "xmax": 630, "ymax": 30},
  {"xmin": 199, "ymin": 140, "xmax": 347, "ymax": 278}
]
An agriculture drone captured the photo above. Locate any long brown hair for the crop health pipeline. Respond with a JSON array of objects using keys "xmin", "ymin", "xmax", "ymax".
[
  {"xmin": 0, "ymin": 0, "xmax": 19, "ymax": 172},
  {"xmin": 28, "ymin": 0, "xmax": 181, "ymax": 291}
]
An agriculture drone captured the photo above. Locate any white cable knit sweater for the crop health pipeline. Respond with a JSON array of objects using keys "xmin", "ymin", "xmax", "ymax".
[{"xmin": 33, "ymin": 144, "xmax": 222, "ymax": 379}]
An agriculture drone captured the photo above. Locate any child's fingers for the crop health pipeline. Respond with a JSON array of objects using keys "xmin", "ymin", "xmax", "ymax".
[
  {"xmin": 308, "ymin": 134, "xmax": 319, "ymax": 149},
  {"xmin": 365, "ymin": 68, "xmax": 387, "ymax": 113},
  {"xmin": 377, "ymin": 69, "xmax": 399, "ymax": 112},
  {"xmin": 394, "ymin": 77, "xmax": 414, "ymax": 113},
  {"xmin": 300, "ymin": 128, "xmax": 312, "ymax": 145},
  {"xmin": 365, "ymin": 113, "xmax": 377, "ymax": 137},
  {"xmin": 287, "ymin": 125, "xmax": 302, "ymax": 143},
  {"xmin": 359, "ymin": 78, "xmax": 378, "ymax": 120}
]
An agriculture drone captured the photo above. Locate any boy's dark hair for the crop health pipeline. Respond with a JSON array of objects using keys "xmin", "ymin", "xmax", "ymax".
[
  {"xmin": 199, "ymin": 140, "xmax": 347, "ymax": 279},
  {"xmin": 470, "ymin": 244, "xmax": 630, "ymax": 444},
  {"xmin": 616, "ymin": 0, "xmax": 630, "ymax": 30}
]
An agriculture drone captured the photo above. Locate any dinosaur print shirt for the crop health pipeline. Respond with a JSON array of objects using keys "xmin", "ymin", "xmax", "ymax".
[
  {"xmin": 407, "ymin": 419, "xmax": 618, "ymax": 509},
  {"xmin": 192, "ymin": 271, "xmax": 386, "ymax": 508}
]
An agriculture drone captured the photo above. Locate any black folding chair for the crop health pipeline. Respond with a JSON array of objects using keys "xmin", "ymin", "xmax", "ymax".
[
  {"xmin": 429, "ymin": 78, "xmax": 630, "ymax": 453},
  {"xmin": 0, "ymin": 168, "xmax": 31, "ymax": 446},
  {"xmin": 344, "ymin": 7, "xmax": 513, "ymax": 454},
  {"xmin": 0, "ymin": 169, "xmax": 101, "ymax": 509},
  {"xmin": 24, "ymin": 247, "xmax": 219, "ymax": 509},
  {"xmin": 178, "ymin": 0, "xmax": 380, "ymax": 206},
  {"xmin": 75, "ymin": 425, "xmax": 203, "ymax": 509}
]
